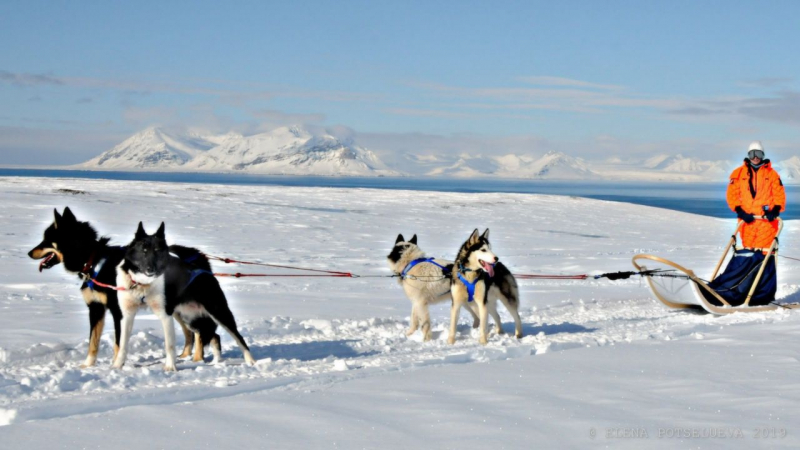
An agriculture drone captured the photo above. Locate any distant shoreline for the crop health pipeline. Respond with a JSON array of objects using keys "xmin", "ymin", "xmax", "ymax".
[
  {"xmin": 1, "ymin": 166, "xmax": 790, "ymax": 184},
  {"xmin": 3, "ymin": 167, "xmax": 789, "ymax": 220}
]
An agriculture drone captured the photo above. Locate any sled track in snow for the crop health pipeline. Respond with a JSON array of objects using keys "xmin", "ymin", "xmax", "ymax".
[{"xmin": 1, "ymin": 290, "xmax": 794, "ymax": 425}]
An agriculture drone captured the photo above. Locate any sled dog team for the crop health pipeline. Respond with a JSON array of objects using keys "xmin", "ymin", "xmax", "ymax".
[{"xmin": 28, "ymin": 207, "xmax": 522, "ymax": 371}]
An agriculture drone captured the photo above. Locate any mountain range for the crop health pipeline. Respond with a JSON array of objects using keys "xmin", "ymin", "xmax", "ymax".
[
  {"xmin": 81, "ymin": 126, "xmax": 397, "ymax": 177},
  {"xmin": 77, "ymin": 126, "xmax": 800, "ymax": 182}
]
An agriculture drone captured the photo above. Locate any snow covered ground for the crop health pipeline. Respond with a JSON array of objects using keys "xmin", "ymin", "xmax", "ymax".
[{"xmin": 1, "ymin": 176, "xmax": 799, "ymax": 449}]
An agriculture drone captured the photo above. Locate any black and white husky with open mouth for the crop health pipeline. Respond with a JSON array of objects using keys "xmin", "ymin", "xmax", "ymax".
[
  {"xmin": 113, "ymin": 222, "xmax": 255, "ymax": 371},
  {"xmin": 449, "ymin": 229, "xmax": 523, "ymax": 345},
  {"xmin": 27, "ymin": 207, "xmax": 129, "ymax": 367},
  {"xmin": 28, "ymin": 207, "xmax": 213, "ymax": 367},
  {"xmin": 387, "ymin": 234, "xmax": 479, "ymax": 341}
]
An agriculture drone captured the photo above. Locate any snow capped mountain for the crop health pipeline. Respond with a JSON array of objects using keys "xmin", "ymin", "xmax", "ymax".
[
  {"xmin": 495, "ymin": 151, "xmax": 597, "ymax": 179},
  {"xmin": 423, "ymin": 151, "xmax": 598, "ymax": 179},
  {"xmin": 185, "ymin": 126, "xmax": 397, "ymax": 176},
  {"xmin": 79, "ymin": 128, "xmax": 791, "ymax": 183},
  {"xmin": 628, "ymin": 154, "xmax": 732, "ymax": 179},
  {"xmin": 643, "ymin": 153, "xmax": 674, "ymax": 169},
  {"xmin": 775, "ymin": 156, "xmax": 800, "ymax": 180},
  {"xmin": 81, "ymin": 127, "xmax": 216, "ymax": 169},
  {"xmin": 79, "ymin": 126, "xmax": 397, "ymax": 176},
  {"xmin": 654, "ymin": 155, "xmax": 727, "ymax": 174},
  {"xmin": 425, "ymin": 154, "xmax": 498, "ymax": 177}
]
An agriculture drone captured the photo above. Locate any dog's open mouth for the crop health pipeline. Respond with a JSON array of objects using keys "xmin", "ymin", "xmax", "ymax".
[
  {"xmin": 38, "ymin": 252, "xmax": 60, "ymax": 272},
  {"xmin": 479, "ymin": 259, "xmax": 495, "ymax": 277}
]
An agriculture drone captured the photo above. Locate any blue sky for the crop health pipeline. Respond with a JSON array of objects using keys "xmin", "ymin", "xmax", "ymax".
[{"xmin": 1, "ymin": 0, "xmax": 799, "ymax": 164}]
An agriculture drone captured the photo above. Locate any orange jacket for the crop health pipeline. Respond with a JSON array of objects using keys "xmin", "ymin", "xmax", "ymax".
[{"xmin": 726, "ymin": 160, "xmax": 786, "ymax": 215}]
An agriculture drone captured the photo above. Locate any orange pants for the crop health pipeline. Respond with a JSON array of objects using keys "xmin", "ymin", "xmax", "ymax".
[{"xmin": 740, "ymin": 220, "xmax": 779, "ymax": 248}]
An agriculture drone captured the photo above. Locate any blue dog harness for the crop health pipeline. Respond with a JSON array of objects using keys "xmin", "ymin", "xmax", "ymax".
[
  {"xmin": 400, "ymin": 257, "xmax": 451, "ymax": 279},
  {"xmin": 86, "ymin": 257, "xmax": 107, "ymax": 291},
  {"xmin": 187, "ymin": 268, "xmax": 213, "ymax": 286},
  {"xmin": 86, "ymin": 246, "xmax": 126, "ymax": 291},
  {"xmin": 457, "ymin": 264, "xmax": 477, "ymax": 303}
]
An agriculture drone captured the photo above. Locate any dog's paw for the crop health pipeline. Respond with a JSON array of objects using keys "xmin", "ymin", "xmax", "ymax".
[
  {"xmin": 447, "ymin": 336, "xmax": 456, "ymax": 345},
  {"xmin": 479, "ymin": 336, "xmax": 488, "ymax": 346},
  {"xmin": 515, "ymin": 332, "xmax": 523, "ymax": 339},
  {"xmin": 80, "ymin": 358, "xmax": 96, "ymax": 369},
  {"xmin": 495, "ymin": 328, "xmax": 505, "ymax": 335},
  {"xmin": 472, "ymin": 319, "xmax": 480, "ymax": 329},
  {"xmin": 405, "ymin": 329, "xmax": 416, "ymax": 337},
  {"xmin": 111, "ymin": 361, "xmax": 124, "ymax": 370},
  {"xmin": 423, "ymin": 333, "xmax": 432, "ymax": 342},
  {"xmin": 163, "ymin": 363, "xmax": 177, "ymax": 372}
]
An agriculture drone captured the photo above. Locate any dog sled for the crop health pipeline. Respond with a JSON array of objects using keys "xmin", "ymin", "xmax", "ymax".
[{"xmin": 633, "ymin": 218, "xmax": 800, "ymax": 315}]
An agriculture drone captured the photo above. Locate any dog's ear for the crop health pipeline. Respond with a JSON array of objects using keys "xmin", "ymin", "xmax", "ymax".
[
  {"xmin": 468, "ymin": 228, "xmax": 480, "ymax": 244},
  {"xmin": 62, "ymin": 207, "xmax": 76, "ymax": 223},
  {"xmin": 135, "ymin": 222, "xmax": 147, "ymax": 239},
  {"xmin": 53, "ymin": 208, "xmax": 62, "ymax": 228},
  {"xmin": 155, "ymin": 222, "xmax": 166, "ymax": 239},
  {"xmin": 395, "ymin": 234, "xmax": 405, "ymax": 244},
  {"xmin": 409, "ymin": 234, "xmax": 417, "ymax": 245},
  {"xmin": 481, "ymin": 228, "xmax": 490, "ymax": 241}
]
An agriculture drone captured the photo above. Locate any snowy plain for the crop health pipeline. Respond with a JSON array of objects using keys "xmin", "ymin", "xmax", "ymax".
[{"xmin": 0, "ymin": 176, "xmax": 799, "ymax": 449}]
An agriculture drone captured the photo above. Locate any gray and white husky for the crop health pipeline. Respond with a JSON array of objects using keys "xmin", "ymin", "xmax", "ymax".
[
  {"xmin": 113, "ymin": 222, "xmax": 255, "ymax": 371},
  {"xmin": 449, "ymin": 229, "xmax": 523, "ymax": 345},
  {"xmin": 387, "ymin": 234, "xmax": 480, "ymax": 341}
]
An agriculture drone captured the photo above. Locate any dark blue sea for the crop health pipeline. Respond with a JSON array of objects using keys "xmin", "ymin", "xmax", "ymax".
[{"xmin": 1, "ymin": 168, "xmax": 795, "ymax": 220}]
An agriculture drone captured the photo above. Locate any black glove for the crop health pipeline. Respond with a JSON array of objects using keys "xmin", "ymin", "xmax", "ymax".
[
  {"xmin": 765, "ymin": 205, "xmax": 781, "ymax": 222},
  {"xmin": 735, "ymin": 206, "xmax": 755, "ymax": 224}
]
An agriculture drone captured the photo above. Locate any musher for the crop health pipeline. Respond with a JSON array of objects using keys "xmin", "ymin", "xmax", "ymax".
[{"xmin": 726, "ymin": 141, "xmax": 786, "ymax": 249}]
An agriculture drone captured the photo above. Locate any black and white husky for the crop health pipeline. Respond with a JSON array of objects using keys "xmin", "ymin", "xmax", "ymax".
[
  {"xmin": 113, "ymin": 222, "xmax": 255, "ymax": 371},
  {"xmin": 449, "ymin": 229, "xmax": 523, "ymax": 345},
  {"xmin": 27, "ymin": 207, "xmax": 196, "ymax": 367},
  {"xmin": 387, "ymin": 234, "xmax": 480, "ymax": 341}
]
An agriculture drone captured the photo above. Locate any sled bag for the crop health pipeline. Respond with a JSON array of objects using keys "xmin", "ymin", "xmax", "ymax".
[{"xmin": 701, "ymin": 249, "xmax": 776, "ymax": 306}]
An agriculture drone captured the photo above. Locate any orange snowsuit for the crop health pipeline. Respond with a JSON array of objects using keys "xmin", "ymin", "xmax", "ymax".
[{"xmin": 726, "ymin": 160, "xmax": 786, "ymax": 248}]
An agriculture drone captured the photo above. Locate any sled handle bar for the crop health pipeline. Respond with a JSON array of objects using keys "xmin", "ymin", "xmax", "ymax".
[{"xmin": 713, "ymin": 218, "xmax": 783, "ymax": 281}]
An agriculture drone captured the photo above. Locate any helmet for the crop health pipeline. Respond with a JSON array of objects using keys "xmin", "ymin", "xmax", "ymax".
[{"xmin": 747, "ymin": 141, "xmax": 764, "ymax": 161}]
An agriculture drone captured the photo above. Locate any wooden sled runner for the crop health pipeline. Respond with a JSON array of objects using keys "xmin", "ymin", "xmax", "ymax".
[{"xmin": 633, "ymin": 218, "xmax": 800, "ymax": 315}]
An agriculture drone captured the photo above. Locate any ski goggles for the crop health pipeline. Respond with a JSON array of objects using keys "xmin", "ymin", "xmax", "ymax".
[{"xmin": 747, "ymin": 149, "xmax": 764, "ymax": 161}]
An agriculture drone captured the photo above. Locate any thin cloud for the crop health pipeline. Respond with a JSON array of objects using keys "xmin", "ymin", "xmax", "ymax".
[
  {"xmin": 517, "ymin": 76, "xmax": 624, "ymax": 91},
  {"xmin": 738, "ymin": 77, "xmax": 795, "ymax": 88},
  {"xmin": 667, "ymin": 106, "xmax": 725, "ymax": 116},
  {"xmin": 0, "ymin": 69, "xmax": 381, "ymax": 105},
  {"xmin": 0, "ymin": 125, "xmax": 126, "ymax": 165},
  {"xmin": 737, "ymin": 90, "xmax": 800, "ymax": 125},
  {"xmin": 384, "ymin": 107, "xmax": 546, "ymax": 121},
  {"xmin": 666, "ymin": 90, "xmax": 800, "ymax": 126},
  {"xmin": 122, "ymin": 105, "xmax": 179, "ymax": 127},
  {"xmin": 384, "ymin": 107, "xmax": 479, "ymax": 119},
  {"xmin": 404, "ymin": 77, "xmax": 800, "ymax": 127},
  {"xmin": 0, "ymin": 70, "xmax": 63, "ymax": 87},
  {"xmin": 414, "ymin": 81, "xmax": 685, "ymax": 113},
  {"xmin": 251, "ymin": 109, "xmax": 326, "ymax": 124}
]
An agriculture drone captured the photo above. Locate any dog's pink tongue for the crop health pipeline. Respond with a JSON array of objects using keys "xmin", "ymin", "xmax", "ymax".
[
  {"xmin": 38, "ymin": 254, "xmax": 53, "ymax": 272},
  {"xmin": 481, "ymin": 260, "xmax": 495, "ymax": 277}
]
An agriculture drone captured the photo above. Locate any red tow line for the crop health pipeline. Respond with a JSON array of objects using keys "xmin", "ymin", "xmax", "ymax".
[
  {"xmin": 87, "ymin": 278, "xmax": 138, "ymax": 291},
  {"xmin": 513, "ymin": 274, "xmax": 589, "ymax": 280},
  {"xmin": 203, "ymin": 253, "xmax": 355, "ymax": 278}
]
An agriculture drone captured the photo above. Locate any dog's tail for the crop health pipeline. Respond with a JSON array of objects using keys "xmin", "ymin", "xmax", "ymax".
[
  {"xmin": 492, "ymin": 262, "xmax": 519, "ymax": 306},
  {"xmin": 169, "ymin": 245, "xmax": 212, "ymax": 272}
]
